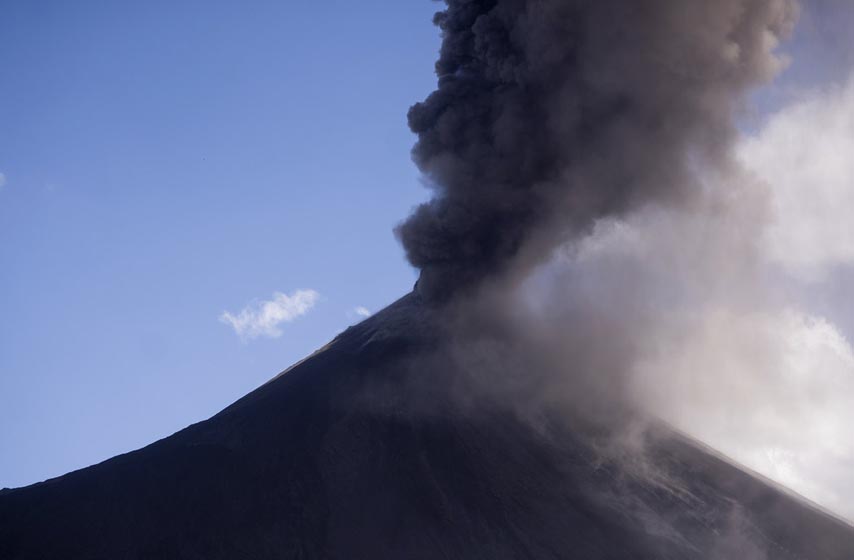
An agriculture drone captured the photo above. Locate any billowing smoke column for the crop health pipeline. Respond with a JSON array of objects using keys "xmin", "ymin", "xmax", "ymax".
[{"xmin": 398, "ymin": 0, "xmax": 796, "ymax": 302}]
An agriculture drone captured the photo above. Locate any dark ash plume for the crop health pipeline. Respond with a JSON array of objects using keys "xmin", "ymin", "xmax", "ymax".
[{"xmin": 398, "ymin": 0, "xmax": 796, "ymax": 302}]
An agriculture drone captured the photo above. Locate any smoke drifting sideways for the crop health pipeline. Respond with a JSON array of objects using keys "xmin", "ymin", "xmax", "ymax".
[
  {"xmin": 396, "ymin": 0, "xmax": 854, "ymax": 523},
  {"xmin": 398, "ymin": 0, "xmax": 796, "ymax": 303},
  {"xmin": 395, "ymin": 0, "xmax": 797, "ymax": 462}
]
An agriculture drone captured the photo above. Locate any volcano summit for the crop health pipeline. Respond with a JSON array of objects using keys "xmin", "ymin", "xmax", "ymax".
[
  {"xmin": 3, "ymin": 0, "xmax": 854, "ymax": 558},
  {"xmin": 2, "ymin": 293, "xmax": 854, "ymax": 558}
]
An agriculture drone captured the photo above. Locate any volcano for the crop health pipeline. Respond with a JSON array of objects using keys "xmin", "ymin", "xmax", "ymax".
[{"xmin": 1, "ymin": 292, "xmax": 852, "ymax": 559}]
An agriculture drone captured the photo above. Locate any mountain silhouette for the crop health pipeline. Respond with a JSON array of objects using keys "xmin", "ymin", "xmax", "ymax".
[{"xmin": 2, "ymin": 293, "xmax": 853, "ymax": 559}]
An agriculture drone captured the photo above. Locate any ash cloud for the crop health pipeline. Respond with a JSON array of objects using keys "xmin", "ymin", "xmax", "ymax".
[
  {"xmin": 396, "ymin": 0, "xmax": 854, "ymax": 525},
  {"xmin": 398, "ymin": 0, "xmax": 796, "ymax": 302}
]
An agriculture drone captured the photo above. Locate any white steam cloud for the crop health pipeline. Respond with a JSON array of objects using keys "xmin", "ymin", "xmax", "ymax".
[
  {"xmin": 515, "ymin": 77, "xmax": 854, "ymax": 522},
  {"xmin": 635, "ymin": 308, "xmax": 854, "ymax": 519},
  {"xmin": 742, "ymin": 76, "xmax": 854, "ymax": 279}
]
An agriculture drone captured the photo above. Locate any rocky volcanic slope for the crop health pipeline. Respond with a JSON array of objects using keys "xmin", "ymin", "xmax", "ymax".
[{"xmin": 2, "ymin": 293, "xmax": 853, "ymax": 559}]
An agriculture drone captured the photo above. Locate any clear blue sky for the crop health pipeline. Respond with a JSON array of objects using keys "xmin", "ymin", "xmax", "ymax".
[
  {"xmin": 1, "ymin": 1, "xmax": 851, "ymax": 491},
  {"xmin": 0, "ymin": 0, "xmax": 438, "ymax": 488}
]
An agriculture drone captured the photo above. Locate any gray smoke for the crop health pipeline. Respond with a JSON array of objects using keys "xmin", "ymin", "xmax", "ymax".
[
  {"xmin": 392, "ymin": 0, "xmax": 854, "ymax": 527},
  {"xmin": 398, "ymin": 0, "xmax": 796, "ymax": 302}
]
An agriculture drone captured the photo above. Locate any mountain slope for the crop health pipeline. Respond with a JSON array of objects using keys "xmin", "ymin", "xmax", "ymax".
[{"xmin": 1, "ymin": 293, "xmax": 853, "ymax": 559}]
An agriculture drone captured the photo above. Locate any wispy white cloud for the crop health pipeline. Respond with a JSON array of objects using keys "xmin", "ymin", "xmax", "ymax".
[
  {"xmin": 0, "ymin": 172, "xmax": 6, "ymax": 191},
  {"xmin": 353, "ymin": 306, "xmax": 372, "ymax": 319},
  {"xmin": 739, "ymin": 77, "xmax": 854, "ymax": 279},
  {"xmin": 633, "ymin": 307, "xmax": 854, "ymax": 520},
  {"xmin": 220, "ymin": 289, "xmax": 319, "ymax": 340},
  {"xmin": 533, "ymin": 115, "xmax": 854, "ymax": 520}
]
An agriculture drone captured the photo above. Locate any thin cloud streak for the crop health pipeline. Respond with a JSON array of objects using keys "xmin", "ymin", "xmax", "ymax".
[
  {"xmin": 220, "ymin": 289, "xmax": 320, "ymax": 340},
  {"xmin": 354, "ymin": 306, "xmax": 371, "ymax": 319}
]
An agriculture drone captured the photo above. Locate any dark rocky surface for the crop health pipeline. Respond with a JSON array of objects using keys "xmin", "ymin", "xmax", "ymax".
[{"xmin": 2, "ymin": 293, "xmax": 853, "ymax": 559}]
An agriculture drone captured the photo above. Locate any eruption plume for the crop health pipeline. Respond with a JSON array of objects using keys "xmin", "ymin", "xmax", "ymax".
[
  {"xmin": 398, "ymin": 0, "xmax": 796, "ymax": 302},
  {"xmin": 3, "ymin": 3, "xmax": 854, "ymax": 557},
  {"xmin": 397, "ymin": 0, "xmax": 854, "ymax": 524}
]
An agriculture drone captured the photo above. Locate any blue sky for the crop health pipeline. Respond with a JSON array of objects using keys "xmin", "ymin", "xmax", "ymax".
[
  {"xmin": 0, "ymin": 0, "xmax": 437, "ymax": 488},
  {"xmin": 2, "ymin": 0, "xmax": 853, "ymax": 501}
]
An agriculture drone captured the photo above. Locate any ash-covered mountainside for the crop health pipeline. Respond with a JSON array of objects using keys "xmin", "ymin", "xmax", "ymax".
[{"xmin": 1, "ymin": 293, "xmax": 853, "ymax": 559}]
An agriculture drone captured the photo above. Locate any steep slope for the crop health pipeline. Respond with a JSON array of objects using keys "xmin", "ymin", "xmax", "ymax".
[{"xmin": 1, "ymin": 293, "xmax": 853, "ymax": 559}]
